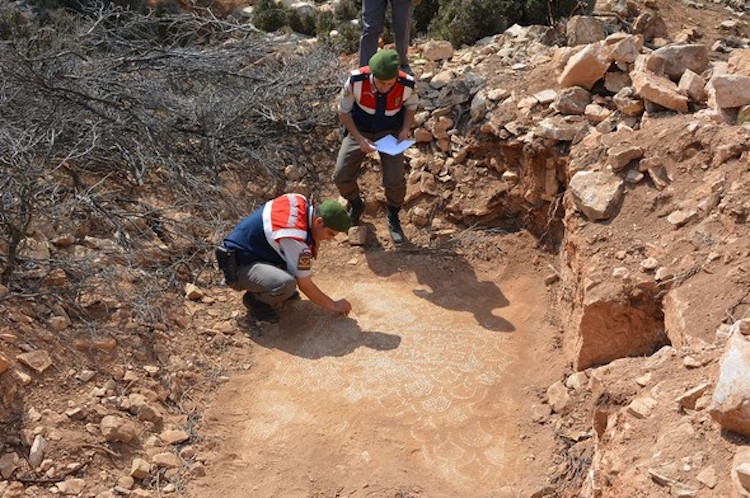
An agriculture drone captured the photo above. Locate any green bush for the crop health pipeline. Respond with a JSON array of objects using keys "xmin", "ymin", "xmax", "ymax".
[
  {"xmin": 522, "ymin": 0, "xmax": 549, "ymax": 24},
  {"xmin": 253, "ymin": 0, "xmax": 288, "ymax": 32},
  {"xmin": 336, "ymin": 21, "xmax": 360, "ymax": 54},
  {"xmin": 521, "ymin": 0, "xmax": 590, "ymax": 25},
  {"xmin": 413, "ymin": 0, "xmax": 439, "ymax": 33},
  {"xmin": 429, "ymin": 0, "xmax": 521, "ymax": 48},
  {"xmin": 0, "ymin": 9, "xmax": 32, "ymax": 40},
  {"xmin": 425, "ymin": 0, "xmax": 592, "ymax": 48},
  {"xmin": 253, "ymin": 0, "xmax": 320, "ymax": 37},
  {"xmin": 315, "ymin": 10, "xmax": 336, "ymax": 35},
  {"xmin": 333, "ymin": 0, "xmax": 360, "ymax": 21},
  {"xmin": 316, "ymin": 4, "xmax": 362, "ymax": 54},
  {"xmin": 317, "ymin": 19, "xmax": 359, "ymax": 55},
  {"xmin": 287, "ymin": 8, "xmax": 317, "ymax": 36}
]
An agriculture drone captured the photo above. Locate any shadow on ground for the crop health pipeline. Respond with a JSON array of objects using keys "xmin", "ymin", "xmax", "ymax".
[
  {"xmin": 248, "ymin": 300, "xmax": 401, "ymax": 359},
  {"xmin": 361, "ymin": 234, "xmax": 515, "ymax": 332}
]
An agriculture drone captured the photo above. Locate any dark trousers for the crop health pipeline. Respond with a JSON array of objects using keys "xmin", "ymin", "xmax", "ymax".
[
  {"xmin": 333, "ymin": 131, "xmax": 406, "ymax": 208},
  {"xmin": 359, "ymin": 0, "xmax": 414, "ymax": 67}
]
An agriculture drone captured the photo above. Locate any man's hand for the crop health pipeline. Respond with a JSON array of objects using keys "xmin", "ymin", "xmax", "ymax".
[
  {"xmin": 398, "ymin": 128, "xmax": 410, "ymax": 142},
  {"xmin": 298, "ymin": 276, "xmax": 352, "ymax": 317},
  {"xmin": 333, "ymin": 299, "xmax": 352, "ymax": 316},
  {"xmin": 357, "ymin": 136, "xmax": 377, "ymax": 153}
]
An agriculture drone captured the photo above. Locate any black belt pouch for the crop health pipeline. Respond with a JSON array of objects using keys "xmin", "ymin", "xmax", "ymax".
[{"xmin": 215, "ymin": 245, "xmax": 238, "ymax": 284}]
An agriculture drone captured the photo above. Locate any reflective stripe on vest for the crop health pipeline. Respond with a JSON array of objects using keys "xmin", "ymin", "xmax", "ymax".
[
  {"xmin": 262, "ymin": 193, "xmax": 311, "ymax": 258},
  {"xmin": 349, "ymin": 67, "xmax": 414, "ymax": 117}
]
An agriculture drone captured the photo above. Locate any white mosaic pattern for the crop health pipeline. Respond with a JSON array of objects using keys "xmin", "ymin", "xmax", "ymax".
[{"xmin": 254, "ymin": 279, "xmax": 519, "ymax": 485}]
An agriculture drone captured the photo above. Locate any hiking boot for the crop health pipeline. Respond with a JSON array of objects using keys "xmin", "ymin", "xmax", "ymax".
[
  {"xmin": 348, "ymin": 196, "xmax": 365, "ymax": 226},
  {"xmin": 387, "ymin": 206, "xmax": 405, "ymax": 245},
  {"xmin": 242, "ymin": 292, "xmax": 280, "ymax": 323}
]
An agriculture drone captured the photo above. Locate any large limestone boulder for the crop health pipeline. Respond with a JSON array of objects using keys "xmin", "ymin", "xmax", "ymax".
[
  {"xmin": 728, "ymin": 49, "xmax": 750, "ymax": 77},
  {"xmin": 645, "ymin": 44, "xmax": 709, "ymax": 80},
  {"xmin": 632, "ymin": 9, "xmax": 668, "ymax": 42},
  {"xmin": 566, "ymin": 16, "xmax": 606, "ymax": 47},
  {"xmin": 631, "ymin": 71, "xmax": 689, "ymax": 113},
  {"xmin": 608, "ymin": 34, "xmax": 643, "ymax": 64},
  {"xmin": 707, "ymin": 75, "xmax": 750, "ymax": 109},
  {"xmin": 421, "ymin": 40, "xmax": 454, "ymax": 61},
  {"xmin": 558, "ymin": 43, "xmax": 610, "ymax": 90},
  {"xmin": 711, "ymin": 324, "xmax": 750, "ymax": 437},
  {"xmin": 568, "ymin": 170, "xmax": 624, "ymax": 221}
]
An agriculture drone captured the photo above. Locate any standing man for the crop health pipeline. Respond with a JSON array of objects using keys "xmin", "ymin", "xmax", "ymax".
[
  {"xmin": 359, "ymin": 0, "xmax": 416, "ymax": 75},
  {"xmin": 218, "ymin": 193, "xmax": 352, "ymax": 322},
  {"xmin": 333, "ymin": 49, "xmax": 418, "ymax": 245}
]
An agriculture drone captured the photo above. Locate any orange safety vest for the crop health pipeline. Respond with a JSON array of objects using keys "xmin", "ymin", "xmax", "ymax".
[
  {"xmin": 347, "ymin": 67, "xmax": 415, "ymax": 133},
  {"xmin": 224, "ymin": 194, "xmax": 313, "ymax": 267}
]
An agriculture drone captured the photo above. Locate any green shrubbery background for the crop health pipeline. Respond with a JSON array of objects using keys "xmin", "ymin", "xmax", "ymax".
[
  {"xmin": 255, "ymin": 0, "xmax": 593, "ymax": 52},
  {"xmin": 5, "ymin": 0, "xmax": 593, "ymax": 51}
]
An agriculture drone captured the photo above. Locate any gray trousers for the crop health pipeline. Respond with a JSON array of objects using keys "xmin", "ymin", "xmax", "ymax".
[
  {"xmin": 232, "ymin": 262, "xmax": 297, "ymax": 305},
  {"xmin": 333, "ymin": 131, "xmax": 406, "ymax": 208},
  {"xmin": 359, "ymin": 0, "xmax": 414, "ymax": 67}
]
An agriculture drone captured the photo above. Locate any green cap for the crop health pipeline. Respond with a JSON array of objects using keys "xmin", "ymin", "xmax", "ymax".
[
  {"xmin": 369, "ymin": 49, "xmax": 400, "ymax": 80},
  {"xmin": 319, "ymin": 200, "xmax": 351, "ymax": 233}
]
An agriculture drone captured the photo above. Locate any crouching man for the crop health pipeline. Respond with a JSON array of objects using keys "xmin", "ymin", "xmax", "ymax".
[{"xmin": 217, "ymin": 193, "xmax": 352, "ymax": 322}]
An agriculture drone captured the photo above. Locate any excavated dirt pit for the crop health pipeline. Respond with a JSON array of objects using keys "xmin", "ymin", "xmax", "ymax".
[{"xmin": 187, "ymin": 232, "xmax": 563, "ymax": 498}]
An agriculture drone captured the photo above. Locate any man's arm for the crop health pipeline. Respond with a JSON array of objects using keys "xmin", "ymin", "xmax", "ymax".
[
  {"xmin": 398, "ymin": 106, "xmax": 416, "ymax": 142},
  {"xmin": 276, "ymin": 238, "xmax": 350, "ymax": 315},
  {"xmin": 297, "ymin": 275, "xmax": 352, "ymax": 315},
  {"xmin": 398, "ymin": 85, "xmax": 419, "ymax": 141},
  {"xmin": 339, "ymin": 111, "xmax": 376, "ymax": 153},
  {"xmin": 338, "ymin": 77, "xmax": 376, "ymax": 153}
]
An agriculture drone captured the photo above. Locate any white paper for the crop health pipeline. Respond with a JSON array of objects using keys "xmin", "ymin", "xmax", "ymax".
[{"xmin": 374, "ymin": 135, "xmax": 415, "ymax": 156}]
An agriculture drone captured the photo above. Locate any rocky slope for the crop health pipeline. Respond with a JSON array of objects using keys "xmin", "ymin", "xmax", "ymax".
[{"xmin": 398, "ymin": 1, "xmax": 750, "ymax": 495}]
